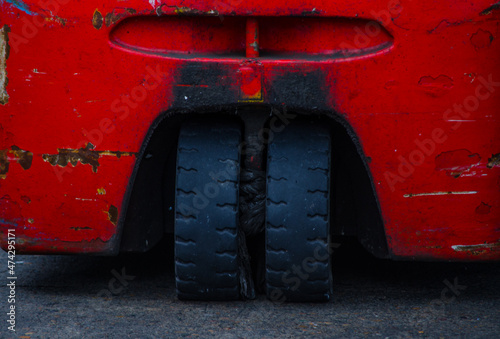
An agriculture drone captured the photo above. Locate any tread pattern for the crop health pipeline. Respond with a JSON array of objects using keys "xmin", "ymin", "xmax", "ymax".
[
  {"xmin": 174, "ymin": 121, "xmax": 241, "ymax": 300},
  {"xmin": 266, "ymin": 122, "xmax": 333, "ymax": 302}
]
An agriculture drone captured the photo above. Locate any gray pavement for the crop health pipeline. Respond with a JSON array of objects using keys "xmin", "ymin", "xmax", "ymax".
[{"xmin": 1, "ymin": 238, "xmax": 499, "ymax": 338}]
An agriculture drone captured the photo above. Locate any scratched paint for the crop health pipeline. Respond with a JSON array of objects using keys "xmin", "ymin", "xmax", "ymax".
[
  {"xmin": 435, "ymin": 150, "xmax": 481, "ymax": 177},
  {"xmin": 0, "ymin": 0, "xmax": 498, "ymax": 261},
  {"xmin": 403, "ymin": 191, "xmax": 478, "ymax": 198},
  {"xmin": 0, "ymin": 25, "xmax": 8, "ymax": 105},
  {"xmin": 452, "ymin": 241, "xmax": 500, "ymax": 252}
]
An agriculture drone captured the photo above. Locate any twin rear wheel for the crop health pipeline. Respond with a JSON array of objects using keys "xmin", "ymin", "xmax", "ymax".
[{"xmin": 174, "ymin": 120, "xmax": 333, "ymax": 302}]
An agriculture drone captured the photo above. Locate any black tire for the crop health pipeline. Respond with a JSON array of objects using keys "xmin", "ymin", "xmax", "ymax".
[
  {"xmin": 265, "ymin": 121, "xmax": 333, "ymax": 302},
  {"xmin": 174, "ymin": 121, "xmax": 241, "ymax": 300}
]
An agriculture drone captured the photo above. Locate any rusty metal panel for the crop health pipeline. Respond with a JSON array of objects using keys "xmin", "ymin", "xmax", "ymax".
[{"xmin": 0, "ymin": 0, "xmax": 499, "ymax": 259}]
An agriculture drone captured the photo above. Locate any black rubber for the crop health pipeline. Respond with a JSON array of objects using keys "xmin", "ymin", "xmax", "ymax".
[
  {"xmin": 265, "ymin": 121, "xmax": 333, "ymax": 302},
  {"xmin": 174, "ymin": 121, "xmax": 241, "ymax": 300}
]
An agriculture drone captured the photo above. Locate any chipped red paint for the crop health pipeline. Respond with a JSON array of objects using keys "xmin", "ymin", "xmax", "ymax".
[
  {"xmin": 435, "ymin": 149, "xmax": 482, "ymax": 177},
  {"xmin": 0, "ymin": 0, "xmax": 499, "ymax": 260}
]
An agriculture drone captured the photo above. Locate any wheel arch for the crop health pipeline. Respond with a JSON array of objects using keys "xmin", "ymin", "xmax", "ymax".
[{"xmin": 117, "ymin": 105, "xmax": 390, "ymax": 259}]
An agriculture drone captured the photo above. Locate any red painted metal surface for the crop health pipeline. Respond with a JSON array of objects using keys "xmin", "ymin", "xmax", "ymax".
[
  {"xmin": 246, "ymin": 17, "xmax": 259, "ymax": 58},
  {"xmin": 0, "ymin": 0, "xmax": 499, "ymax": 259}
]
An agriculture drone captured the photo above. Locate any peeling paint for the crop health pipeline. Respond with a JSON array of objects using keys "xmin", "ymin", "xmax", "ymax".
[
  {"xmin": 435, "ymin": 149, "xmax": 481, "ymax": 177},
  {"xmin": 0, "ymin": 146, "xmax": 33, "ymax": 179},
  {"xmin": 11, "ymin": 145, "xmax": 33, "ymax": 170},
  {"xmin": 470, "ymin": 29, "xmax": 493, "ymax": 49},
  {"xmin": 43, "ymin": 145, "xmax": 99, "ymax": 172},
  {"xmin": 174, "ymin": 7, "xmax": 219, "ymax": 16},
  {"xmin": 104, "ymin": 8, "xmax": 136, "ymax": 27},
  {"xmin": 0, "ymin": 150, "xmax": 8, "ymax": 178},
  {"xmin": 418, "ymin": 75, "xmax": 453, "ymax": 97},
  {"xmin": 480, "ymin": 1, "xmax": 500, "ymax": 15},
  {"xmin": 487, "ymin": 153, "xmax": 500, "ymax": 168},
  {"xmin": 107, "ymin": 205, "xmax": 118, "ymax": 225},
  {"xmin": 42, "ymin": 144, "xmax": 136, "ymax": 173},
  {"xmin": 51, "ymin": 16, "xmax": 67, "ymax": 27},
  {"xmin": 6, "ymin": 0, "xmax": 34, "ymax": 15},
  {"xmin": 0, "ymin": 25, "xmax": 9, "ymax": 105},
  {"xmin": 92, "ymin": 9, "xmax": 103, "ymax": 30},
  {"xmin": 403, "ymin": 191, "xmax": 478, "ymax": 198}
]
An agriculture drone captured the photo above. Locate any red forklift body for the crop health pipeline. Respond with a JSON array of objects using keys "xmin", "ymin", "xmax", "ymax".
[{"xmin": 0, "ymin": 0, "xmax": 499, "ymax": 261}]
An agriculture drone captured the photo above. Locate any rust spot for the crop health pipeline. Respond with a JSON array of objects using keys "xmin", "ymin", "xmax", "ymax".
[
  {"xmin": 487, "ymin": 153, "xmax": 500, "ymax": 168},
  {"xmin": 43, "ymin": 144, "xmax": 100, "ymax": 172},
  {"xmin": 42, "ymin": 144, "xmax": 136, "ymax": 173},
  {"xmin": 21, "ymin": 195, "xmax": 31, "ymax": 204},
  {"xmin": 97, "ymin": 150, "xmax": 136, "ymax": 158},
  {"xmin": 92, "ymin": 9, "xmax": 103, "ymax": 30},
  {"xmin": 418, "ymin": 75, "xmax": 453, "ymax": 97},
  {"xmin": 107, "ymin": 205, "xmax": 118, "ymax": 225},
  {"xmin": 0, "ymin": 150, "xmax": 8, "ymax": 179},
  {"xmin": 104, "ymin": 13, "xmax": 118, "ymax": 27},
  {"xmin": 475, "ymin": 202, "xmax": 491, "ymax": 215},
  {"xmin": 0, "ymin": 25, "xmax": 10, "ymax": 105},
  {"xmin": 173, "ymin": 7, "xmax": 219, "ymax": 16},
  {"xmin": 0, "ymin": 146, "xmax": 33, "ymax": 179},
  {"xmin": 480, "ymin": 2, "xmax": 500, "ymax": 15},
  {"xmin": 470, "ymin": 29, "xmax": 493, "ymax": 49},
  {"xmin": 435, "ymin": 149, "xmax": 481, "ymax": 177},
  {"xmin": 11, "ymin": 145, "xmax": 33, "ymax": 170},
  {"xmin": 104, "ymin": 8, "xmax": 137, "ymax": 27}
]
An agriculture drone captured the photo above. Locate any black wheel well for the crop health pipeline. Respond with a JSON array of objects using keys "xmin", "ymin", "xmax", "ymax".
[{"xmin": 118, "ymin": 105, "xmax": 389, "ymax": 258}]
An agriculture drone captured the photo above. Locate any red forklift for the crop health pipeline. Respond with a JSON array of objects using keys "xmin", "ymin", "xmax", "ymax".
[{"xmin": 1, "ymin": 0, "xmax": 499, "ymax": 301}]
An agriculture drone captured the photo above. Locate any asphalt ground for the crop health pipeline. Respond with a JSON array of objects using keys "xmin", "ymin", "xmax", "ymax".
[{"xmin": 1, "ymin": 237, "xmax": 499, "ymax": 338}]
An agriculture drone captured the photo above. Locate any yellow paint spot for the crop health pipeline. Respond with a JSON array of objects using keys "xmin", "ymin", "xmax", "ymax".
[{"xmin": 97, "ymin": 188, "xmax": 106, "ymax": 195}]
